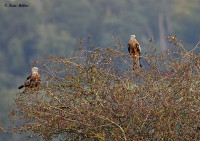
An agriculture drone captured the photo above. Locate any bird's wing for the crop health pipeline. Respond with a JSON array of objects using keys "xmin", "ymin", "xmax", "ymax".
[
  {"xmin": 28, "ymin": 75, "xmax": 37, "ymax": 88},
  {"xmin": 27, "ymin": 75, "xmax": 31, "ymax": 80},
  {"xmin": 24, "ymin": 79, "xmax": 31, "ymax": 87},
  {"xmin": 128, "ymin": 43, "xmax": 130, "ymax": 53},
  {"xmin": 22, "ymin": 74, "xmax": 31, "ymax": 87},
  {"xmin": 136, "ymin": 43, "xmax": 141, "ymax": 53}
]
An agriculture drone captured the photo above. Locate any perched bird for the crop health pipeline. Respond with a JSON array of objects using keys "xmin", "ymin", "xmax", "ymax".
[
  {"xmin": 128, "ymin": 35, "xmax": 142, "ymax": 69},
  {"xmin": 18, "ymin": 67, "xmax": 41, "ymax": 92}
]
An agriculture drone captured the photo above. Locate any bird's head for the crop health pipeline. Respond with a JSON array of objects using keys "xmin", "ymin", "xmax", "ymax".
[
  {"xmin": 130, "ymin": 35, "xmax": 136, "ymax": 40},
  {"xmin": 32, "ymin": 67, "xmax": 39, "ymax": 74}
]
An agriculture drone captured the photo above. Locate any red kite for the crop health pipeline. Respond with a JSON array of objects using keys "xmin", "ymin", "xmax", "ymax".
[
  {"xmin": 18, "ymin": 67, "xmax": 41, "ymax": 92},
  {"xmin": 128, "ymin": 35, "xmax": 142, "ymax": 69}
]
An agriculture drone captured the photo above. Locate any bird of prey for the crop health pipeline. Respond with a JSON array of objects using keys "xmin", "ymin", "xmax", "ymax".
[
  {"xmin": 128, "ymin": 35, "xmax": 142, "ymax": 69},
  {"xmin": 18, "ymin": 67, "xmax": 41, "ymax": 92}
]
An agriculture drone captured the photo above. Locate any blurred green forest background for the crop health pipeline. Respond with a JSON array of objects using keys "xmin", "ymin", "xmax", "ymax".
[{"xmin": 0, "ymin": 0, "xmax": 200, "ymax": 140}]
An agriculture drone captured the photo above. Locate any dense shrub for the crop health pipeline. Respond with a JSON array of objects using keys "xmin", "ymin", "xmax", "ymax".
[{"xmin": 7, "ymin": 37, "xmax": 200, "ymax": 140}]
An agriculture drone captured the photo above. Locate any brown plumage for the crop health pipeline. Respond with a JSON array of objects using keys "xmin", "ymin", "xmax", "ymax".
[
  {"xmin": 18, "ymin": 67, "xmax": 41, "ymax": 92},
  {"xmin": 128, "ymin": 35, "xmax": 142, "ymax": 70}
]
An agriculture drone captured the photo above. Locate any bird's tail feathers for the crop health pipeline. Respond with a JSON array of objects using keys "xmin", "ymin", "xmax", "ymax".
[{"xmin": 18, "ymin": 85, "xmax": 24, "ymax": 89}]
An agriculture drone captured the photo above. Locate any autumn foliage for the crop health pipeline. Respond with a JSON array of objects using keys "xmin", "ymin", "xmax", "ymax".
[{"xmin": 7, "ymin": 37, "xmax": 200, "ymax": 140}]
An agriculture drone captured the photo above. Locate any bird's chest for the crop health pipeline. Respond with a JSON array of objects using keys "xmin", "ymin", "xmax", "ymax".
[
  {"xmin": 133, "ymin": 46, "xmax": 139, "ymax": 55},
  {"xmin": 129, "ymin": 44, "xmax": 139, "ymax": 54}
]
